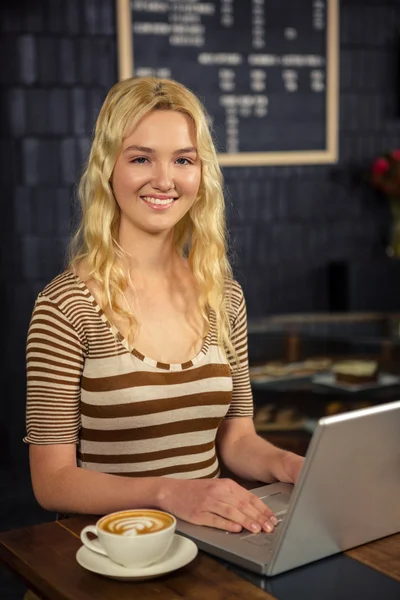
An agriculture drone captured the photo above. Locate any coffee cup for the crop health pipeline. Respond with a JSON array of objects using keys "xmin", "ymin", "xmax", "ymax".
[{"xmin": 80, "ymin": 509, "xmax": 176, "ymax": 569}]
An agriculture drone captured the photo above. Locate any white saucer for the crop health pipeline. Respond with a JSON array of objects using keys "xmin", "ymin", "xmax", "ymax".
[{"xmin": 76, "ymin": 534, "xmax": 198, "ymax": 581}]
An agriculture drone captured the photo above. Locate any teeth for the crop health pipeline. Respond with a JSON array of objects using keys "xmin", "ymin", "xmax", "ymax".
[{"xmin": 142, "ymin": 196, "xmax": 175, "ymax": 206}]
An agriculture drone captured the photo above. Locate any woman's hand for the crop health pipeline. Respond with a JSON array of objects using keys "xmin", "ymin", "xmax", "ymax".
[{"xmin": 159, "ymin": 478, "xmax": 278, "ymax": 533}]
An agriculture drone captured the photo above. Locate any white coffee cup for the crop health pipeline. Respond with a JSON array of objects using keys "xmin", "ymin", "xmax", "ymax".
[{"xmin": 80, "ymin": 509, "xmax": 176, "ymax": 569}]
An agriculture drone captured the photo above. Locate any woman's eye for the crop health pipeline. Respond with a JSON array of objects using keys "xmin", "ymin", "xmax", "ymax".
[
  {"xmin": 176, "ymin": 157, "xmax": 192, "ymax": 165},
  {"xmin": 131, "ymin": 157, "xmax": 149, "ymax": 164}
]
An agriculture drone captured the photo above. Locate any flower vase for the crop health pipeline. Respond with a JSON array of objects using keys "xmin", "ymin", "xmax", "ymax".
[{"xmin": 387, "ymin": 199, "xmax": 400, "ymax": 258}]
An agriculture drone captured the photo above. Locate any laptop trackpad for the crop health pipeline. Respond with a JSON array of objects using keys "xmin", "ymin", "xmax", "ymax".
[{"xmin": 260, "ymin": 492, "xmax": 291, "ymax": 513}]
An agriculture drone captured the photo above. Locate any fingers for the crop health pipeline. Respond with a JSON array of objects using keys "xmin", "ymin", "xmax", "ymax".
[
  {"xmin": 169, "ymin": 479, "xmax": 278, "ymax": 535},
  {"xmin": 227, "ymin": 481, "xmax": 278, "ymax": 532},
  {"xmin": 208, "ymin": 480, "xmax": 278, "ymax": 533},
  {"xmin": 247, "ymin": 493, "xmax": 278, "ymax": 529},
  {"xmin": 194, "ymin": 500, "xmax": 276, "ymax": 534},
  {"xmin": 196, "ymin": 512, "xmax": 243, "ymax": 533},
  {"xmin": 223, "ymin": 498, "xmax": 277, "ymax": 533},
  {"xmin": 216, "ymin": 503, "xmax": 268, "ymax": 533}
]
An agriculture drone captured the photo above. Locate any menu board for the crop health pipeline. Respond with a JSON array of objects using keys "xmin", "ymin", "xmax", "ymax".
[{"xmin": 116, "ymin": 0, "xmax": 339, "ymax": 166}]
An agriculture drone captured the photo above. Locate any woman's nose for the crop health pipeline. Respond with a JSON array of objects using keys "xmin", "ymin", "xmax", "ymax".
[{"xmin": 151, "ymin": 162, "xmax": 174, "ymax": 191}]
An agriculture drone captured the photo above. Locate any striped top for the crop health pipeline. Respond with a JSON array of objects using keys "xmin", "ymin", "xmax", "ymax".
[{"xmin": 25, "ymin": 270, "xmax": 253, "ymax": 479}]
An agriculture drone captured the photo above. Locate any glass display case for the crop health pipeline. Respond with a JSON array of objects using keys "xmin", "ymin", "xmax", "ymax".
[{"xmin": 247, "ymin": 313, "xmax": 400, "ymax": 455}]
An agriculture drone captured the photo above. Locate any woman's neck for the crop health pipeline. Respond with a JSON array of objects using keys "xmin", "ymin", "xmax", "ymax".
[{"xmin": 117, "ymin": 226, "xmax": 183, "ymax": 288}]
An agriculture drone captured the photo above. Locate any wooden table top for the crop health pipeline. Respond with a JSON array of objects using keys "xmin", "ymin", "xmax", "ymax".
[{"xmin": 0, "ymin": 516, "xmax": 399, "ymax": 600}]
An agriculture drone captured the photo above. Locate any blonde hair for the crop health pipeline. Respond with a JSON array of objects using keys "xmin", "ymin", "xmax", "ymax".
[{"xmin": 69, "ymin": 77, "xmax": 237, "ymax": 363}]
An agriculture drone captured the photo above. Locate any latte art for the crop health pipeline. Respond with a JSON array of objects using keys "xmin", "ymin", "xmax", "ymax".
[
  {"xmin": 100, "ymin": 510, "xmax": 174, "ymax": 536},
  {"xmin": 81, "ymin": 508, "xmax": 176, "ymax": 568}
]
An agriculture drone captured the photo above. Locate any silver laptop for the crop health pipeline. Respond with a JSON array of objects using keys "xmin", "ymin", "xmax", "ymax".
[{"xmin": 176, "ymin": 400, "xmax": 400, "ymax": 576}]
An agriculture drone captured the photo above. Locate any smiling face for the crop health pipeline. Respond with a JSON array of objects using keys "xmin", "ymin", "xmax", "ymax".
[{"xmin": 111, "ymin": 109, "xmax": 202, "ymax": 239}]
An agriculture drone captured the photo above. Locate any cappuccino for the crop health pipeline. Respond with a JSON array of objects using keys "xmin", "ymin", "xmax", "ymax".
[
  {"xmin": 99, "ymin": 510, "xmax": 174, "ymax": 536},
  {"xmin": 80, "ymin": 509, "xmax": 176, "ymax": 568}
]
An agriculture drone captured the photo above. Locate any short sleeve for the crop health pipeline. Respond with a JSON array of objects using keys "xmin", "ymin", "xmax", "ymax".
[
  {"xmin": 225, "ymin": 283, "xmax": 254, "ymax": 419},
  {"xmin": 24, "ymin": 294, "xmax": 85, "ymax": 444}
]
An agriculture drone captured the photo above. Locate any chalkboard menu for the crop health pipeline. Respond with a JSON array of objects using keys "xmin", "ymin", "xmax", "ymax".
[{"xmin": 116, "ymin": 0, "xmax": 339, "ymax": 166}]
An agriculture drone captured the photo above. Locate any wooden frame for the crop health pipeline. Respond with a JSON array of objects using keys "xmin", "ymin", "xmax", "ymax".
[{"xmin": 116, "ymin": 0, "xmax": 339, "ymax": 167}]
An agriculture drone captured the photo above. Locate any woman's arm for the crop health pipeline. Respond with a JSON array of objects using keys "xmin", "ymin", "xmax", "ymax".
[
  {"xmin": 216, "ymin": 417, "xmax": 304, "ymax": 484},
  {"xmin": 221, "ymin": 285, "xmax": 304, "ymax": 484},
  {"xmin": 30, "ymin": 443, "xmax": 279, "ymax": 533},
  {"xmin": 29, "ymin": 444, "xmax": 164, "ymax": 514}
]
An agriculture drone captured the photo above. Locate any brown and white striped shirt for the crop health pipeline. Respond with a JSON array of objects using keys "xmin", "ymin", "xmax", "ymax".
[{"xmin": 25, "ymin": 271, "xmax": 253, "ymax": 479}]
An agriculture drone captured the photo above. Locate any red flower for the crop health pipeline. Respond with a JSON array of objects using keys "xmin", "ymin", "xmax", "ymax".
[
  {"xmin": 369, "ymin": 150, "xmax": 400, "ymax": 199},
  {"xmin": 372, "ymin": 157, "xmax": 390, "ymax": 176}
]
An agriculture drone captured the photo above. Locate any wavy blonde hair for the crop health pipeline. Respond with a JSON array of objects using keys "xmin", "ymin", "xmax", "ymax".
[{"xmin": 69, "ymin": 77, "xmax": 237, "ymax": 363}]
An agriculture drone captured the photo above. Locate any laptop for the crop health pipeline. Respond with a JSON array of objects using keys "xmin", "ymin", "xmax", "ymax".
[{"xmin": 176, "ymin": 400, "xmax": 400, "ymax": 576}]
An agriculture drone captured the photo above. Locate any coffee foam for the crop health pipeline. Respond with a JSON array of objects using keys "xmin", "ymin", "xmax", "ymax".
[{"xmin": 100, "ymin": 510, "xmax": 174, "ymax": 536}]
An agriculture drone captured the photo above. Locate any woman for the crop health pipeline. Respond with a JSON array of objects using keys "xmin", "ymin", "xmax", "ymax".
[{"xmin": 25, "ymin": 77, "xmax": 303, "ymax": 535}]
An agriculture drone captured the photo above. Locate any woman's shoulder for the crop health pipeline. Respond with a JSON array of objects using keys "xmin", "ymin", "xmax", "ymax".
[
  {"xmin": 38, "ymin": 269, "xmax": 93, "ymax": 307},
  {"xmin": 224, "ymin": 278, "xmax": 245, "ymax": 324},
  {"xmin": 225, "ymin": 278, "xmax": 244, "ymax": 303}
]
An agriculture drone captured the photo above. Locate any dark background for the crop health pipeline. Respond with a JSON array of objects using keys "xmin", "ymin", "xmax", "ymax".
[{"xmin": 1, "ymin": 0, "xmax": 400, "ymax": 470}]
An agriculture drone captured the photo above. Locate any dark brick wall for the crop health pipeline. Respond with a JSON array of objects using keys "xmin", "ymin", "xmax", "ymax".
[
  {"xmin": 1, "ymin": 0, "xmax": 400, "ymax": 466},
  {"xmin": 1, "ymin": 0, "xmax": 118, "ymax": 466}
]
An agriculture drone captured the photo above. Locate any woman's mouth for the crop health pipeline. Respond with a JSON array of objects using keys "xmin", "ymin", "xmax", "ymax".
[{"xmin": 141, "ymin": 196, "xmax": 177, "ymax": 210}]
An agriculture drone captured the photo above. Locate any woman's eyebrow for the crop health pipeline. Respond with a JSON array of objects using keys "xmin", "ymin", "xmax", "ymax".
[
  {"xmin": 174, "ymin": 147, "xmax": 197, "ymax": 154},
  {"xmin": 123, "ymin": 145, "xmax": 198, "ymax": 155},
  {"xmin": 124, "ymin": 145, "xmax": 154, "ymax": 154}
]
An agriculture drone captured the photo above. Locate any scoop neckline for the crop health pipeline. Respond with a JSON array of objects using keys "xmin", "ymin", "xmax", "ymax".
[{"xmin": 66, "ymin": 270, "xmax": 211, "ymax": 371}]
